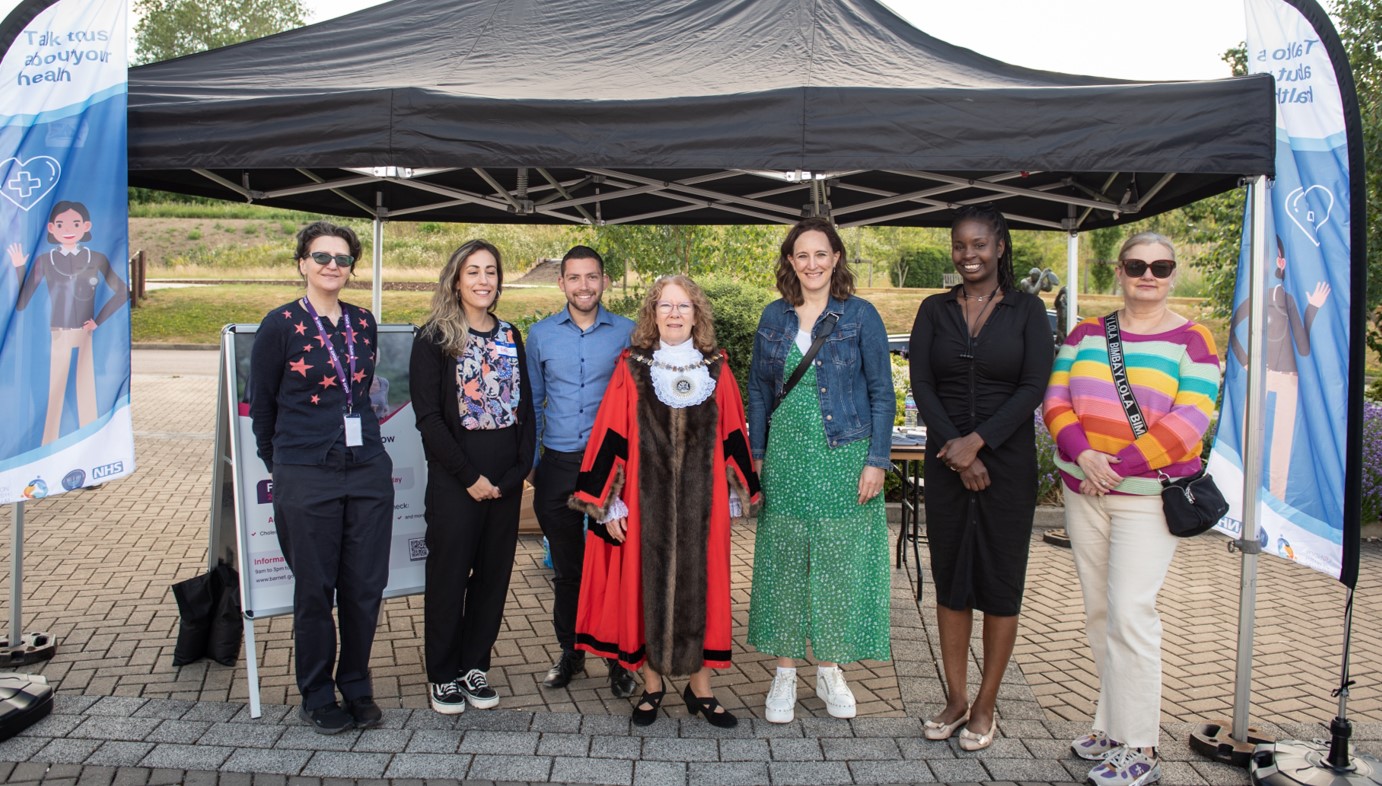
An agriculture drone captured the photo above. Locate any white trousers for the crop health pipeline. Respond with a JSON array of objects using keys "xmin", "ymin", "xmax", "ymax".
[{"xmin": 1064, "ymin": 488, "xmax": 1179, "ymax": 748}]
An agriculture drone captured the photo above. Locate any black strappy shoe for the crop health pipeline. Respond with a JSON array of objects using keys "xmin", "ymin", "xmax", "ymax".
[
  {"xmin": 631, "ymin": 684, "xmax": 667, "ymax": 726},
  {"xmin": 683, "ymin": 684, "xmax": 738, "ymax": 728}
]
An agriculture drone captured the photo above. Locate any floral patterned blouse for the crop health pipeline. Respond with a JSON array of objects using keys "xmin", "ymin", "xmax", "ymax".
[{"xmin": 456, "ymin": 320, "xmax": 523, "ymax": 430}]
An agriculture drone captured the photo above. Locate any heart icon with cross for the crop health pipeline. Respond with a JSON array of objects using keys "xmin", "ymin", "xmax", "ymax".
[{"xmin": 0, "ymin": 156, "xmax": 62, "ymax": 212}]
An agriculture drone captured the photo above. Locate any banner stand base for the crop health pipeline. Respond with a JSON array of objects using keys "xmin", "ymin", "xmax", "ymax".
[
  {"xmin": 1251, "ymin": 739, "xmax": 1382, "ymax": 786},
  {"xmin": 1190, "ymin": 720, "xmax": 1274, "ymax": 767},
  {"xmin": 0, "ymin": 633, "xmax": 57, "ymax": 667}
]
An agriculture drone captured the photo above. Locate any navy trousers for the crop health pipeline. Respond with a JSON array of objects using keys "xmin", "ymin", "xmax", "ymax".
[
  {"xmin": 272, "ymin": 448, "xmax": 393, "ymax": 710},
  {"xmin": 532, "ymin": 449, "xmax": 588, "ymax": 653}
]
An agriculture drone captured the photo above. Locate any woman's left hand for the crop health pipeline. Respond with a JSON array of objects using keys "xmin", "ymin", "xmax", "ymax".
[
  {"xmin": 959, "ymin": 457, "xmax": 990, "ymax": 492},
  {"xmin": 937, "ymin": 433, "xmax": 984, "ymax": 473},
  {"xmin": 857, "ymin": 465, "xmax": 885, "ymax": 505}
]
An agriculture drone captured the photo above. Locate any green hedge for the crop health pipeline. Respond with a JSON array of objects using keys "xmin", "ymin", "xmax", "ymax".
[{"xmin": 894, "ymin": 247, "xmax": 952, "ymax": 288}]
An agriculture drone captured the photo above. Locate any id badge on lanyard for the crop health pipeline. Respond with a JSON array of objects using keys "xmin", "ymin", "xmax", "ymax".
[{"xmin": 344, "ymin": 413, "xmax": 363, "ymax": 446}]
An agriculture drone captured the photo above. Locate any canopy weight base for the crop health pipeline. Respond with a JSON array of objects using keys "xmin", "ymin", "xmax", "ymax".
[
  {"xmin": 1252, "ymin": 740, "xmax": 1382, "ymax": 786},
  {"xmin": 1042, "ymin": 528, "xmax": 1072, "ymax": 549},
  {"xmin": 0, "ymin": 633, "xmax": 57, "ymax": 667},
  {"xmin": 1190, "ymin": 720, "xmax": 1274, "ymax": 768}
]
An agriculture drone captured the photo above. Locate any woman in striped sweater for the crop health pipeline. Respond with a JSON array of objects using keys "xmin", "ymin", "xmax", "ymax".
[{"xmin": 1042, "ymin": 232, "xmax": 1220, "ymax": 786}]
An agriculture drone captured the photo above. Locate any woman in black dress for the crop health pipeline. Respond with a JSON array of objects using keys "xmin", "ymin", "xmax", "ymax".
[{"xmin": 907, "ymin": 204, "xmax": 1052, "ymax": 751}]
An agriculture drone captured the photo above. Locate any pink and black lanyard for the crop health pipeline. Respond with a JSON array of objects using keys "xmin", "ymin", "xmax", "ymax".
[{"xmin": 301, "ymin": 297, "xmax": 358, "ymax": 416}]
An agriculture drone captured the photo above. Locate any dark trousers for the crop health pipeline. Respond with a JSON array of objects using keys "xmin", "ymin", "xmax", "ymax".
[
  {"xmin": 532, "ymin": 450, "xmax": 588, "ymax": 652},
  {"xmin": 424, "ymin": 428, "xmax": 522, "ymax": 683},
  {"xmin": 272, "ymin": 448, "xmax": 393, "ymax": 711}
]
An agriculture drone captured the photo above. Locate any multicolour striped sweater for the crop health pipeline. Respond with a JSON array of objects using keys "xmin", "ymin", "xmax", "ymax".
[{"xmin": 1042, "ymin": 317, "xmax": 1221, "ymax": 495}]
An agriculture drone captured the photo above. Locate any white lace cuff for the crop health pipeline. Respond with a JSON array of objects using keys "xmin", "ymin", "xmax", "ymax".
[{"xmin": 600, "ymin": 495, "xmax": 629, "ymax": 524}]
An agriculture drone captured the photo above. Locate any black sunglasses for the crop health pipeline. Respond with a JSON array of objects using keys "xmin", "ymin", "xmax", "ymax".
[
  {"xmin": 1121, "ymin": 258, "xmax": 1175, "ymax": 279},
  {"xmin": 307, "ymin": 251, "xmax": 356, "ymax": 267}
]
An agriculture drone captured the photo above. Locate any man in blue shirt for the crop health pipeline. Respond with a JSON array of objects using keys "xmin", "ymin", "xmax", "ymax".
[{"xmin": 525, "ymin": 246, "xmax": 636, "ymax": 697}]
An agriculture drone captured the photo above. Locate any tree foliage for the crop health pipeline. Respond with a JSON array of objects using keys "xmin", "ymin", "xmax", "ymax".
[
  {"xmin": 133, "ymin": 0, "xmax": 308, "ymax": 64},
  {"xmin": 593, "ymin": 224, "xmax": 781, "ymax": 288}
]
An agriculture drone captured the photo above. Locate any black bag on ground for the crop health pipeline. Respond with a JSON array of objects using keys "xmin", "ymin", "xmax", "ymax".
[
  {"xmin": 207, "ymin": 562, "xmax": 243, "ymax": 666},
  {"xmin": 171, "ymin": 562, "xmax": 243, "ymax": 667},
  {"xmin": 170, "ymin": 571, "xmax": 214, "ymax": 666}
]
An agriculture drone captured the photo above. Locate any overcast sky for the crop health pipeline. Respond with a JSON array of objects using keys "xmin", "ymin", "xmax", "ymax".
[{"xmin": 296, "ymin": 0, "xmax": 1247, "ymax": 81}]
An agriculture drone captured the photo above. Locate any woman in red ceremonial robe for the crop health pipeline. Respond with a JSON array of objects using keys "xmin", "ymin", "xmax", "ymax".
[{"xmin": 569, "ymin": 275, "xmax": 758, "ymax": 729}]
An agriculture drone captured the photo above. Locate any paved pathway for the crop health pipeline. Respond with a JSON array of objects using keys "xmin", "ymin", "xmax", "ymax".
[{"xmin": 0, "ymin": 348, "xmax": 1379, "ymax": 784}]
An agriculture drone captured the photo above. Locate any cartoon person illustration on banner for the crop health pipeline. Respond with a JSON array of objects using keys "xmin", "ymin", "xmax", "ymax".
[
  {"xmin": 8, "ymin": 201, "xmax": 128, "ymax": 445},
  {"xmin": 1229, "ymin": 235, "xmax": 1330, "ymax": 502}
]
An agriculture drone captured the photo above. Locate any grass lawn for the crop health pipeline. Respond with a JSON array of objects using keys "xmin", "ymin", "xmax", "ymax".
[
  {"xmin": 132, "ymin": 284, "xmax": 572, "ymax": 345},
  {"xmin": 134, "ymin": 281, "xmax": 1234, "ymax": 358}
]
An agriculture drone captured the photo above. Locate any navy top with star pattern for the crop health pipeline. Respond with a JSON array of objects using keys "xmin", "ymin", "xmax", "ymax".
[{"xmin": 249, "ymin": 298, "xmax": 384, "ymax": 471}]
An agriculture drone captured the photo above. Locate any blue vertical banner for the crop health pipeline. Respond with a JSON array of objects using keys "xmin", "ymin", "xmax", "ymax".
[
  {"xmin": 0, "ymin": 0, "xmax": 132, "ymax": 504},
  {"xmin": 1208, "ymin": 0, "xmax": 1364, "ymax": 585}
]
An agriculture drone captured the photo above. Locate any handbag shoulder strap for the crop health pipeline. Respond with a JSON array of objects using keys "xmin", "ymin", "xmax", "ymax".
[
  {"xmin": 1103, "ymin": 312, "xmax": 1149, "ymax": 439},
  {"xmin": 773, "ymin": 311, "xmax": 839, "ymax": 414}
]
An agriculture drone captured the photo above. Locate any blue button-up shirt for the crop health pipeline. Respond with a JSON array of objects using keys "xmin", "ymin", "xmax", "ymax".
[{"xmin": 525, "ymin": 304, "xmax": 635, "ymax": 464}]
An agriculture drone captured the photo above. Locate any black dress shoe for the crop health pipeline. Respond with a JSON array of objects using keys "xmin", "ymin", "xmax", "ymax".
[
  {"xmin": 542, "ymin": 650, "xmax": 586, "ymax": 689},
  {"xmin": 683, "ymin": 684, "xmax": 738, "ymax": 728},
  {"xmin": 608, "ymin": 660, "xmax": 637, "ymax": 698},
  {"xmin": 345, "ymin": 696, "xmax": 382, "ymax": 729},
  {"xmin": 631, "ymin": 686, "xmax": 667, "ymax": 726}
]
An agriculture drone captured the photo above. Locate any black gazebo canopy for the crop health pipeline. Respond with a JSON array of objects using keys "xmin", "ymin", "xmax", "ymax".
[{"xmin": 127, "ymin": 0, "xmax": 1275, "ymax": 229}]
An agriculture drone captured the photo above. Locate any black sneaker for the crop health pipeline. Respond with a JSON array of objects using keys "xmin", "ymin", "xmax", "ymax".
[
  {"xmin": 542, "ymin": 650, "xmax": 586, "ymax": 689},
  {"xmin": 298, "ymin": 702, "xmax": 353, "ymax": 734},
  {"xmin": 345, "ymin": 696, "xmax": 383, "ymax": 729},
  {"xmin": 458, "ymin": 669, "xmax": 499, "ymax": 709},
  {"xmin": 429, "ymin": 680, "xmax": 466, "ymax": 715},
  {"xmin": 608, "ymin": 660, "xmax": 637, "ymax": 698}
]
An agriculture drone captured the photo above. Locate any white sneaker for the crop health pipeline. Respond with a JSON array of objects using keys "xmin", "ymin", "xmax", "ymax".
[
  {"xmin": 815, "ymin": 666, "xmax": 856, "ymax": 719},
  {"xmin": 764, "ymin": 671, "xmax": 797, "ymax": 723},
  {"xmin": 1088, "ymin": 746, "xmax": 1161, "ymax": 786}
]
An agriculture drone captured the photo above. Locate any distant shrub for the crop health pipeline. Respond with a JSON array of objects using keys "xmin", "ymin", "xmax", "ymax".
[
  {"xmin": 894, "ymin": 247, "xmax": 952, "ymax": 288},
  {"xmin": 700, "ymin": 276, "xmax": 776, "ymax": 400}
]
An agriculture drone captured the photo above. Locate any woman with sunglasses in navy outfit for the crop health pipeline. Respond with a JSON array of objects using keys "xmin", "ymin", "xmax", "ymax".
[{"xmin": 250, "ymin": 221, "xmax": 394, "ymax": 735}]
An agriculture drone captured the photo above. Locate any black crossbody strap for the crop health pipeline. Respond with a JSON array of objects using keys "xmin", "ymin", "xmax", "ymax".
[
  {"xmin": 1103, "ymin": 312, "xmax": 1149, "ymax": 439},
  {"xmin": 772, "ymin": 312, "xmax": 839, "ymax": 414}
]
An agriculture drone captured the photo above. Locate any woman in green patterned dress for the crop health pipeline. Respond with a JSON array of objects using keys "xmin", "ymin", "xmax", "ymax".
[{"xmin": 746, "ymin": 218, "xmax": 896, "ymax": 722}]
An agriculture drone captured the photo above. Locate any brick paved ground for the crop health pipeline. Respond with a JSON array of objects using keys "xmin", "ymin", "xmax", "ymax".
[{"xmin": 0, "ymin": 348, "xmax": 1379, "ymax": 785}]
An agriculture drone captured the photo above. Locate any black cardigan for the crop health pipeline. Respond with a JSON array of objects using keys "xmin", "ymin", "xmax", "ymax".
[{"xmin": 408, "ymin": 320, "xmax": 536, "ymax": 495}]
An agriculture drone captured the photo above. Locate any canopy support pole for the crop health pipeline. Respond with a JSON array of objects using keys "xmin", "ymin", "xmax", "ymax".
[
  {"xmin": 1063, "ymin": 212, "xmax": 1078, "ymax": 333},
  {"xmin": 1230, "ymin": 174, "xmax": 1270, "ymax": 744},
  {"xmin": 372, "ymin": 192, "xmax": 385, "ymax": 319}
]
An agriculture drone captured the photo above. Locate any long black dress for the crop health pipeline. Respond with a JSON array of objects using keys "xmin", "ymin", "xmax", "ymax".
[{"xmin": 908, "ymin": 286, "xmax": 1053, "ymax": 615}]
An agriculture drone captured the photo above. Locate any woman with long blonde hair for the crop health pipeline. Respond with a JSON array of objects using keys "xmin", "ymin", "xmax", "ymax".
[{"xmin": 409, "ymin": 240, "xmax": 534, "ymax": 714}]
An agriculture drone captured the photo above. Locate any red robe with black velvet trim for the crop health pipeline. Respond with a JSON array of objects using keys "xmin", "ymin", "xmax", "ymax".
[{"xmin": 569, "ymin": 348, "xmax": 758, "ymax": 676}]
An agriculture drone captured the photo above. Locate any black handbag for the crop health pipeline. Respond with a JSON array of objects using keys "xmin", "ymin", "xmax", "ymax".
[{"xmin": 1103, "ymin": 314, "xmax": 1227, "ymax": 537}]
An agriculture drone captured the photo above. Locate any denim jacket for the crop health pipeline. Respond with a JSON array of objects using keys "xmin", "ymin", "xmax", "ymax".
[{"xmin": 747, "ymin": 295, "xmax": 896, "ymax": 470}]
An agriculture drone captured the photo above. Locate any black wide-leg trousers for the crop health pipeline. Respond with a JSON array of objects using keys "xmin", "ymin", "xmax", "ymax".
[
  {"xmin": 272, "ymin": 448, "xmax": 394, "ymax": 711},
  {"xmin": 423, "ymin": 427, "xmax": 522, "ymax": 683}
]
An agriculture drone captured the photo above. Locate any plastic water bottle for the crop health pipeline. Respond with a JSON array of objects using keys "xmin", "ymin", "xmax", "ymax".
[{"xmin": 904, "ymin": 388, "xmax": 918, "ymax": 427}]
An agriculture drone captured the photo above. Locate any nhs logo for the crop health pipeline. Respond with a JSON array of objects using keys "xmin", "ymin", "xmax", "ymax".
[{"xmin": 91, "ymin": 461, "xmax": 125, "ymax": 481}]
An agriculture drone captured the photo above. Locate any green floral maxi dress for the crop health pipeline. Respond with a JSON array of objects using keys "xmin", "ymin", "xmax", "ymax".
[{"xmin": 747, "ymin": 343, "xmax": 891, "ymax": 663}]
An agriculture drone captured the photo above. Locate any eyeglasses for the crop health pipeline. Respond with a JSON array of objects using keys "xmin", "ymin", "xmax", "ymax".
[
  {"xmin": 308, "ymin": 251, "xmax": 356, "ymax": 267},
  {"xmin": 656, "ymin": 302, "xmax": 694, "ymax": 315},
  {"xmin": 1120, "ymin": 258, "xmax": 1175, "ymax": 279}
]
